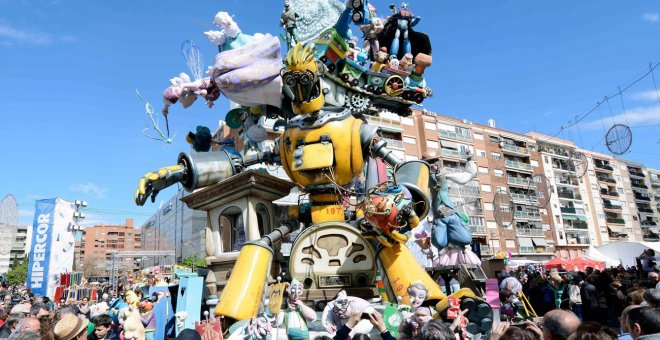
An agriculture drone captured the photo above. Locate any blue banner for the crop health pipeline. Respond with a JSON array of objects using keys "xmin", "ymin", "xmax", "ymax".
[{"xmin": 27, "ymin": 199, "xmax": 55, "ymax": 297}]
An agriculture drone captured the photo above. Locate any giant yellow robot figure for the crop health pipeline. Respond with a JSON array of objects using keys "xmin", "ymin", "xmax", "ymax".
[{"xmin": 134, "ymin": 42, "xmax": 445, "ymax": 323}]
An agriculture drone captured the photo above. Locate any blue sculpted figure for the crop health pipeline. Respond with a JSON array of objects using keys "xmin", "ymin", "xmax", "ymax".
[{"xmin": 427, "ymin": 150, "xmax": 481, "ymax": 265}]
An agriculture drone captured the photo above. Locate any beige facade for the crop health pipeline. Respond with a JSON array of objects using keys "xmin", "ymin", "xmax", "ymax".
[{"xmin": 74, "ymin": 219, "xmax": 142, "ymax": 275}]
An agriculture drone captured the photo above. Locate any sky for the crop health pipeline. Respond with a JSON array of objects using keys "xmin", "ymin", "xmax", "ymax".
[{"xmin": 2, "ymin": 0, "xmax": 660, "ymax": 228}]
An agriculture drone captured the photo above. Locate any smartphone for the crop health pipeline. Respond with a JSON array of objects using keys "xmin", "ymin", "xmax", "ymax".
[{"xmin": 361, "ymin": 312, "xmax": 372, "ymax": 320}]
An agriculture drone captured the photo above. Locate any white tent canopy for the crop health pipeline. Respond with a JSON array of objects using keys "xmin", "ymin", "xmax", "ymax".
[
  {"xmin": 597, "ymin": 241, "xmax": 660, "ymax": 268},
  {"xmin": 585, "ymin": 245, "xmax": 620, "ymax": 267}
]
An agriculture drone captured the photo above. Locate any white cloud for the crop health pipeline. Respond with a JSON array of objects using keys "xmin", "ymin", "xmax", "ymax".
[
  {"xmin": 642, "ymin": 12, "xmax": 659, "ymax": 23},
  {"xmin": 631, "ymin": 89, "xmax": 660, "ymax": 102},
  {"xmin": 70, "ymin": 182, "xmax": 108, "ymax": 199},
  {"xmin": 582, "ymin": 105, "xmax": 660, "ymax": 129},
  {"xmin": 0, "ymin": 23, "xmax": 75, "ymax": 46}
]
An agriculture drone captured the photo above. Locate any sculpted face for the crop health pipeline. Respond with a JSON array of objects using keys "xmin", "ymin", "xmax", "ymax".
[
  {"xmin": 288, "ymin": 282, "xmax": 304, "ymax": 302},
  {"xmin": 333, "ymin": 296, "xmax": 351, "ymax": 318},
  {"xmin": 407, "ymin": 284, "xmax": 428, "ymax": 309}
]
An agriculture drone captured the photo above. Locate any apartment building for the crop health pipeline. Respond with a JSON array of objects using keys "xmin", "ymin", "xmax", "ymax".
[
  {"xmin": 622, "ymin": 161, "xmax": 660, "ymax": 241},
  {"xmin": 75, "ymin": 219, "xmax": 142, "ymax": 275}
]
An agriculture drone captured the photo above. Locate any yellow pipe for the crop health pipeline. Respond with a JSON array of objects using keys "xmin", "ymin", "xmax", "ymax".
[
  {"xmin": 214, "ymin": 241, "xmax": 273, "ymax": 321},
  {"xmin": 378, "ymin": 243, "xmax": 446, "ymax": 305}
]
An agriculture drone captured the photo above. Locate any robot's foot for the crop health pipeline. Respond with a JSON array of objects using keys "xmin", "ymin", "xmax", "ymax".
[{"xmin": 433, "ymin": 247, "xmax": 482, "ymax": 266}]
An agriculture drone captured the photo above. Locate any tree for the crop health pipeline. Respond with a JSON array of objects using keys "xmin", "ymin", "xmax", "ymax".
[
  {"xmin": 83, "ymin": 257, "xmax": 109, "ymax": 278},
  {"xmin": 5, "ymin": 260, "xmax": 28, "ymax": 286},
  {"xmin": 180, "ymin": 256, "xmax": 206, "ymax": 269}
]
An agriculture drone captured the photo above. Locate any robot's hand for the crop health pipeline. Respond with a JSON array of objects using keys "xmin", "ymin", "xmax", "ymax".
[
  {"xmin": 390, "ymin": 4, "xmax": 396, "ymax": 9},
  {"xmin": 135, "ymin": 165, "xmax": 186, "ymax": 206}
]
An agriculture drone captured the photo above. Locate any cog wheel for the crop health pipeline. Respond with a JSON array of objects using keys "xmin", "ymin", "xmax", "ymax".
[{"xmin": 348, "ymin": 92, "xmax": 371, "ymax": 114}]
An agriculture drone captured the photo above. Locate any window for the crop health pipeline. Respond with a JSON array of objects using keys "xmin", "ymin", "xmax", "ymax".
[
  {"xmin": 403, "ymin": 136, "xmax": 416, "ymax": 144},
  {"xmin": 626, "ymin": 189, "xmax": 632, "ymax": 196},
  {"xmin": 491, "ymin": 240, "xmax": 501, "ymax": 248},
  {"xmin": 426, "ymin": 140, "xmax": 439, "ymax": 149},
  {"xmin": 401, "ymin": 117, "xmax": 414, "ymax": 126},
  {"xmin": 484, "ymin": 203, "xmax": 494, "ymax": 211},
  {"xmin": 490, "ymin": 136, "xmax": 499, "ymax": 143},
  {"xmin": 505, "ymin": 240, "xmax": 516, "ymax": 248},
  {"xmin": 615, "ymin": 175, "xmax": 621, "ymax": 181},
  {"xmin": 492, "ymin": 153, "xmax": 501, "ymax": 160},
  {"xmin": 531, "ymin": 160, "xmax": 539, "ymax": 167},
  {"xmin": 477, "ymin": 149, "xmax": 487, "ymax": 158},
  {"xmin": 481, "ymin": 184, "xmax": 492, "ymax": 193},
  {"xmin": 598, "ymin": 213, "xmax": 606, "ymax": 219},
  {"xmin": 494, "ymin": 169, "xmax": 504, "ymax": 177},
  {"xmin": 497, "ymin": 186, "xmax": 507, "ymax": 193},
  {"xmin": 487, "ymin": 221, "xmax": 498, "ymax": 229},
  {"xmin": 544, "ymin": 156, "xmax": 549, "ymax": 164},
  {"xmin": 555, "ymin": 215, "xmax": 560, "ymax": 224},
  {"xmin": 424, "ymin": 122, "xmax": 436, "ymax": 130},
  {"xmin": 479, "ymin": 167, "xmax": 489, "ymax": 174},
  {"xmin": 474, "ymin": 133, "xmax": 484, "ymax": 140}
]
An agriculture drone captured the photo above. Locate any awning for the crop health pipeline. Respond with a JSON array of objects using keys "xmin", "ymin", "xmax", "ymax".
[
  {"xmin": 599, "ymin": 183, "xmax": 609, "ymax": 190},
  {"xmin": 562, "ymin": 215, "xmax": 578, "ymax": 221},
  {"xmin": 576, "ymin": 215, "xmax": 587, "ymax": 221},
  {"xmin": 532, "ymin": 238, "xmax": 549, "ymax": 247},
  {"xmin": 608, "ymin": 226, "xmax": 625, "ymax": 233},
  {"xmin": 440, "ymin": 140, "xmax": 459, "ymax": 149},
  {"xmin": 518, "ymin": 237, "xmax": 533, "ymax": 247}
]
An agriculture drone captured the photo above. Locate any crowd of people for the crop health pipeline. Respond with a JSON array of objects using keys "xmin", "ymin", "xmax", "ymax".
[{"xmin": 0, "ymin": 285, "xmax": 199, "ymax": 340}]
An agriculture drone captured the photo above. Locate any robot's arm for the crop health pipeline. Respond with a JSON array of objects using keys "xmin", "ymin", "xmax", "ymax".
[
  {"xmin": 360, "ymin": 124, "xmax": 403, "ymax": 168},
  {"xmin": 444, "ymin": 151, "xmax": 476, "ymax": 185},
  {"xmin": 134, "ymin": 149, "xmax": 279, "ymax": 206},
  {"xmin": 410, "ymin": 15, "xmax": 421, "ymax": 27}
]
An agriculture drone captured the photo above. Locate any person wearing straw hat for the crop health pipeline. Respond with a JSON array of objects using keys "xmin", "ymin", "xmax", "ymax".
[{"xmin": 54, "ymin": 315, "xmax": 88, "ymax": 340}]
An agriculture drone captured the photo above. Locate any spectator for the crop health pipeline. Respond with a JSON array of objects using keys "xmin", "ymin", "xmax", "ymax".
[
  {"xmin": 572, "ymin": 321, "xmax": 618, "ymax": 340},
  {"xmin": 55, "ymin": 306, "xmax": 80, "ymax": 322},
  {"xmin": 78, "ymin": 298, "xmax": 90, "ymax": 319},
  {"xmin": 644, "ymin": 273, "xmax": 659, "ymax": 289},
  {"xmin": 29, "ymin": 303, "xmax": 49, "ymax": 319},
  {"xmin": 88, "ymin": 315, "xmax": 119, "ymax": 340},
  {"xmin": 0, "ymin": 314, "xmax": 24, "ymax": 338},
  {"xmin": 13, "ymin": 317, "xmax": 40, "ymax": 334},
  {"xmin": 542, "ymin": 310, "xmax": 580, "ymax": 340},
  {"xmin": 642, "ymin": 289, "xmax": 660, "ymax": 308},
  {"xmin": 627, "ymin": 306, "xmax": 660, "ymax": 339},
  {"xmin": 174, "ymin": 329, "xmax": 201, "ymax": 340},
  {"xmin": 54, "ymin": 315, "xmax": 88, "ymax": 340},
  {"xmin": 7, "ymin": 331, "xmax": 41, "ymax": 340},
  {"xmin": 581, "ymin": 274, "xmax": 599, "ymax": 322},
  {"xmin": 9, "ymin": 304, "xmax": 30, "ymax": 317},
  {"xmin": 3, "ymin": 295, "xmax": 13, "ymax": 309},
  {"xmin": 39, "ymin": 316, "xmax": 55, "ymax": 340},
  {"xmin": 419, "ymin": 319, "xmax": 455, "ymax": 340},
  {"xmin": 620, "ymin": 305, "xmax": 641, "ymax": 340},
  {"xmin": 568, "ymin": 278, "xmax": 583, "ymax": 320}
]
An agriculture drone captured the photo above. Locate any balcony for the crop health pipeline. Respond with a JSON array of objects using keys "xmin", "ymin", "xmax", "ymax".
[
  {"xmin": 609, "ymin": 233, "xmax": 629, "ymax": 240},
  {"xmin": 514, "ymin": 211, "xmax": 542, "ymax": 219},
  {"xmin": 606, "ymin": 218, "xmax": 625, "ymax": 224},
  {"xmin": 501, "ymin": 143, "xmax": 529, "ymax": 155},
  {"xmin": 508, "ymin": 176, "xmax": 534, "ymax": 187},
  {"xmin": 600, "ymin": 190, "xmax": 619, "ymax": 197},
  {"xmin": 511, "ymin": 193, "xmax": 538, "ymax": 203},
  {"xmin": 639, "ymin": 208, "xmax": 655, "ymax": 213},
  {"xmin": 642, "ymin": 220, "xmax": 658, "ymax": 227},
  {"xmin": 470, "ymin": 224, "xmax": 486, "ymax": 234},
  {"xmin": 655, "ymin": 190, "xmax": 660, "ymax": 197},
  {"xmin": 635, "ymin": 195, "xmax": 651, "ymax": 202},
  {"xmin": 631, "ymin": 182, "xmax": 648, "ymax": 189},
  {"xmin": 441, "ymin": 148, "xmax": 468, "ymax": 159},
  {"xmin": 364, "ymin": 115, "xmax": 402, "ymax": 132},
  {"xmin": 552, "ymin": 163, "xmax": 576, "ymax": 172},
  {"xmin": 383, "ymin": 138, "xmax": 404, "ymax": 150},
  {"xmin": 643, "ymin": 234, "xmax": 660, "ymax": 242},
  {"xmin": 629, "ymin": 170, "xmax": 646, "ymax": 179},
  {"xmin": 557, "ymin": 178, "xmax": 579, "ymax": 187},
  {"xmin": 438, "ymin": 130, "xmax": 472, "ymax": 143},
  {"xmin": 558, "ymin": 191, "xmax": 582, "ymax": 200},
  {"xmin": 597, "ymin": 176, "xmax": 617, "ymax": 184},
  {"xmin": 480, "ymin": 245, "xmax": 492, "ymax": 255},
  {"xmin": 560, "ymin": 207, "xmax": 586, "ymax": 215},
  {"xmin": 566, "ymin": 236, "xmax": 591, "ymax": 245},
  {"xmin": 565, "ymin": 222, "xmax": 589, "ymax": 230},
  {"xmin": 594, "ymin": 163, "xmax": 614, "ymax": 172},
  {"xmin": 538, "ymin": 146, "xmax": 571, "ymax": 158},
  {"xmin": 505, "ymin": 160, "xmax": 533, "ymax": 172},
  {"xmin": 516, "ymin": 228, "xmax": 545, "ymax": 237},
  {"xmin": 603, "ymin": 203, "xmax": 623, "ymax": 211}
]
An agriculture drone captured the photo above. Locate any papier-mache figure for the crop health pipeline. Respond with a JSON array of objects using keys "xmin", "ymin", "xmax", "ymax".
[
  {"xmin": 321, "ymin": 291, "xmax": 374, "ymax": 336},
  {"xmin": 280, "ymin": 0, "xmax": 300, "ymax": 49},
  {"xmin": 277, "ymin": 279, "xmax": 316, "ymax": 340},
  {"xmin": 398, "ymin": 282, "xmax": 432, "ymax": 340},
  {"xmin": 360, "ymin": 4, "xmax": 385, "ymax": 60},
  {"xmin": 229, "ymin": 313, "xmax": 275, "ymax": 340},
  {"xmin": 425, "ymin": 150, "xmax": 481, "ymax": 265}
]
